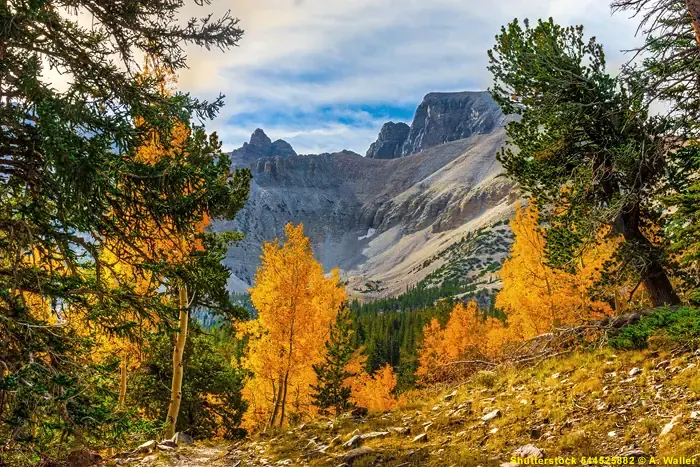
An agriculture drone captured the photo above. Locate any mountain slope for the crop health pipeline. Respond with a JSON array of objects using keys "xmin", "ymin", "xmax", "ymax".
[
  {"xmin": 129, "ymin": 345, "xmax": 700, "ymax": 466},
  {"xmin": 214, "ymin": 92, "xmax": 518, "ymax": 298}
]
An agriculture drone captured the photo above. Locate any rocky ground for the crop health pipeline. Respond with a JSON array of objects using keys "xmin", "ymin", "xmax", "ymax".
[{"xmin": 101, "ymin": 345, "xmax": 700, "ymax": 467}]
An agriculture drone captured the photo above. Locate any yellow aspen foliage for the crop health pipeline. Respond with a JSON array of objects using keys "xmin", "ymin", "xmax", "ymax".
[
  {"xmin": 343, "ymin": 353, "xmax": 397, "ymax": 413},
  {"xmin": 242, "ymin": 223, "xmax": 346, "ymax": 431},
  {"xmin": 415, "ymin": 318, "xmax": 448, "ymax": 378},
  {"xmin": 496, "ymin": 205, "xmax": 616, "ymax": 340},
  {"xmin": 495, "ymin": 204, "xmax": 617, "ymax": 341},
  {"xmin": 351, "ymin": 365, "xmax": 398, "ymax": 413},
  {"xmin": 416, "ymin": 301, "xmax": 504, "ymax": 380}
]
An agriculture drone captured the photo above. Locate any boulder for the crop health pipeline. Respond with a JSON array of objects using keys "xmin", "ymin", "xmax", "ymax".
[
  {"xmin": 412, "ymin": 433, "xmax": 428, "ymax": 443},
  {"xmin": 629, "ymin": 367, "xmax": 642, "ymax": 377},
  {"xmin": 158, "ymin": 440, "xmax": 178, "ymax": 449},
  {"xmin": 171, "ymin": 432, "xmax": 194, "ymax": 446}
]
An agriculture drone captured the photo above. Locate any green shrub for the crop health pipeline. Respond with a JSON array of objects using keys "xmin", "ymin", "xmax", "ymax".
[
  {"xmin": 130, "ymin": 322, "xmax": 248, "ymax": 440},
  {"xmin": 609, "ymin": 307, "xmax": 700, "ymax": 350}
]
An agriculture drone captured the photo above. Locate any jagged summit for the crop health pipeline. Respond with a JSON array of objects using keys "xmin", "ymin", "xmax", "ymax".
[
  {"xmin": 366, "ymin": 91, "xmax": 506, "ymax": 159},
  {"xmin": 366, "ymin": 122, "xmax": 410, "ymax": 159},
  {"xmin": 230, "ymin": 128, "xmax": 296, "ymax": 167},
  {"xmin": 216, "ymin": 90, "xmax": 516, "ymax": 298},
  {"xmin": 248, "ymin": 128, "xmax": 272, "ymax": 151}
]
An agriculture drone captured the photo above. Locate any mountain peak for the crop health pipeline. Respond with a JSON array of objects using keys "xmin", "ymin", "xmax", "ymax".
[
  {"xmin": 230, "ymin": 129, "xmax": 297, "ymax": 167},
  {"xmin": 402, "ymin": 91, "xmax": 504, "ymax": 156},
  {"xmin": 366, "ymin": 122, "xmax": 410, "ymax": 159},
  {"xmin": 365, "ymin": 91, "xmax": 505, "ymax": 159},
  {"xmin": 249, "ymin": 128, "xmax": 272, "ymax": 151}
]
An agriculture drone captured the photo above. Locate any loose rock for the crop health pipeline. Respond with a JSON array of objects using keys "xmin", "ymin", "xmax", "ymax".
[
  {"xmin": 342, "ymin": 446, "xmax": 375, "ymax": 465},
  {"xmin": 171, "ymin": 432, "xmax": 194, "ymax": 446},
  {"xmin": 133, "ymin": 440, "xmax": 157, "ymax": 455},
  {"xmin": 482, "ymin": 409, "xmax": 501, "ymax": 421},
  {"xmin": 660, "ymin": 414, "xmax": 682, "ymax": 436},
  {"xmin": 360, "ymin": 431, "xmax": 389, "ymax": 440},
  {"xmin": 620, "ymin": 449, "xmax": 646, "ymax": 459},
  {"xmin": 343, "ymin": 435, "xmax": 362, "ymax": 449},
  {"xmin": 513, "ymin": 444, "xmax": 544, "ymax": 459}
]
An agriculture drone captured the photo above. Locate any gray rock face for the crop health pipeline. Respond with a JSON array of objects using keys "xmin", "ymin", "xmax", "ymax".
[
  {"xmin": 366, "ymin": 122, "xmax": 410, "ymax": 159},
  {"xmin": 230, "ymin": 128, "xmax": 296, "ymax": 166},
  {"xmin": 401, "ymin": 91, "xmax": 505, "ymax": 156},
  {"xmin": 364, "ymin": 91, "xmax": 506, "ymax": 159},
  {"xmin": 216, "ymin": 91, "xmax": 518, "ymax": 298}
]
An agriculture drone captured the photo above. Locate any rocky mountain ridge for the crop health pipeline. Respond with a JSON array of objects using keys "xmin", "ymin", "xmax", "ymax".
[
  {"xmin": 366, "ymin": 91, "xmax": 506, "ymax": 159},
  {"xmin": 216, "ymin": 91, "xmax": 518, "ymax": 298}
]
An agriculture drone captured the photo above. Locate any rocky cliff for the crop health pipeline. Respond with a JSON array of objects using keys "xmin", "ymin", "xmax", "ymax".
[
  {"xmin": 229, "ymin": 128, "xmax": 297, "ymax": 167},
  {"xmin": 366, "ymin": 122, "xmax": 410, "ymax": 159},
  {"xmin": 215, "ymin": 92, "xmax": 518, "ymax": 298},
  {"xmin": 365, "ymin": 91, "xmax": 506, "ymax": 159}
]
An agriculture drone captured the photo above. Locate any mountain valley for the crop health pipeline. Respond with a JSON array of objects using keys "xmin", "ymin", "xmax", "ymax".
[{"xmin": 215, "ymin": 91, "xmax": 519, "ymax": 300}]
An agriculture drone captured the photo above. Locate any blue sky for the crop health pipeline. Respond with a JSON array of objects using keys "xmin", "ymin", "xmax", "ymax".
[{"xmin": 173, "ymin": 0, "xmax": 642, "ymax": 155}]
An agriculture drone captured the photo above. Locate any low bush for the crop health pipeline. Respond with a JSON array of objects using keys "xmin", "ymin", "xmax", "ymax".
[{"xmin": 609, "ymin": 307, "xmax": 700, "ymax": 350}]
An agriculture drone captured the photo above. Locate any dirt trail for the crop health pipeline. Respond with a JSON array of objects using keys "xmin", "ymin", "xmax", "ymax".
[{"xmin": 139, "ymin": 443, "xmax": 234, "ymax": 466}]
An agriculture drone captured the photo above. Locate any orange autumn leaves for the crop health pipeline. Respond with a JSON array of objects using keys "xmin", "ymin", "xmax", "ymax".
[
  {"xmin": 496, "ymin": 204, "xmax": 617, "ymax": 340},
  {"xmin": 417, "ymin": 204, "xmax": 618, "ymax": 380},
  {"xmin": 242, "ymin": 223, "xmax": 346, "ymax": 429},
  {"xmin": 242, "ymin": 224, "xmax": 397, "ymax": 430},
  {"xmin": 416, "ymin": 301, "xmax": 506, "ymax": 380},
  {"xmin": 345, "ymin": 355, "xmax": 397, "ymax": 414}
]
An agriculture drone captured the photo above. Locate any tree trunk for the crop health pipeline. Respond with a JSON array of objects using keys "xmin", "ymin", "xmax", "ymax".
[
  {"xmin": 164, "ymin": 283, "xmax": 189, "ymax": 439},
  {"xmin": 640, "ymin": 259, "xmax": 680, "ymax": 307},
  {"xmin": 119, "ymin": 354, "xmax": 128, "ymax": 405},
  {"xmin": 687, "ymin": 0, "xmax": 700, "ymax": 45},
  {"xmin": 619, "ymin": 212, "xmax": 680, "ymax": 307},
  {"xmin": 266, "ymin": 377, "xmax": 284, "ymax": 431},
  {"xmin": 279, "ymin": 371, "xmax": 290, "ymax": 427}
]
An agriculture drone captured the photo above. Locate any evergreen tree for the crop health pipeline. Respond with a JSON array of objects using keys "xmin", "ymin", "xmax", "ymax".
[
  {"xmin": 488, "ymin": 18, "xmax": 680, "ymax": 307},
  {"xmin": 0, "ymin": 0, "xmax": 251, "ymax": 460},
  {"xmin": 611, "ymin": 0, "xmax": 700, "ymax": 302},
  {"xmin": 311, "ymin": 307, "xmax": 355, "ymax": 416}
]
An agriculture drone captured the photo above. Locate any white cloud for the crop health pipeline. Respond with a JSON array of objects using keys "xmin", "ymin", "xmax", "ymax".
[
  {"xmin": 45, "ymin": 0, "xmax": 644, "ymax": 155},
  {"xmin": 175, "ymin": 0, "xmax": 643, "ymax": 154}
]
